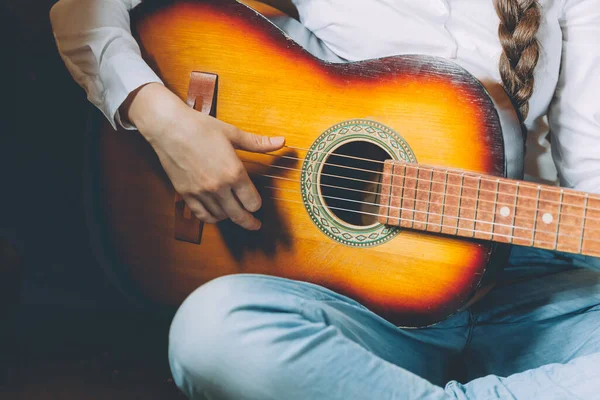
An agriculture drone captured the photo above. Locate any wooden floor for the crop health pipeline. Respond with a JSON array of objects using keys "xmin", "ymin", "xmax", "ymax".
[
  {"xmin": 0, "ymin": 2, "xmax": 186, "ymax": 398},
  {"xmin": 0, "ymin": 308, "xmax": 185, "ymax": 399}
]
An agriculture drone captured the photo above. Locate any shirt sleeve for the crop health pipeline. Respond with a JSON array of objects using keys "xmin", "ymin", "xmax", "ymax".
[
  {"xmin": 49, "ymin": 0, "xmax": 163, "ymax": 130},
  {"xmin": 548, "ymin": 0, "xmax": 600, "ymax": 194}
]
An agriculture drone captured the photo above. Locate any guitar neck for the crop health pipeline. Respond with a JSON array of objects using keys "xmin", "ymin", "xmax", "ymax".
[{"xmin": 377, "ymin": 160, "xmax": 600, "ymax": 257}]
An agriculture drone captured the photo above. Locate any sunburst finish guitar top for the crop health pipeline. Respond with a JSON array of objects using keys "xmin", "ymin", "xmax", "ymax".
[{"xmin": 89, "ymin": 0, "xmax": 524, "ymax": 327}]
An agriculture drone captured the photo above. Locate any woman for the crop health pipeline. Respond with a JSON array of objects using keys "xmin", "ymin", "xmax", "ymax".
[{"xmin": 50, "ymin": 1, "xmax": 600, "ymax": 398}]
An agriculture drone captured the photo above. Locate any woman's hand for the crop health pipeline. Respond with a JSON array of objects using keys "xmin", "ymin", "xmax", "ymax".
[{"xmin": 121, "ymin": 83, "xmax": 285, "ymax": 231}]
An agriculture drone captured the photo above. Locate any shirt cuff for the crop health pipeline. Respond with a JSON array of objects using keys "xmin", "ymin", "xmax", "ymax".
[{"xmin": 99, "ymin": 52, "xmax": 163, "ymax": 130}]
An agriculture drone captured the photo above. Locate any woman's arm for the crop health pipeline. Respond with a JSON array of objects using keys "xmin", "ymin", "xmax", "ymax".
[
  {"xmin": 50, "ymin": 0, "xmax": 163, "ymax": 129},
  {"xmin": 49, "ymin": 0, "xmax": 285, "ymax": 230}
]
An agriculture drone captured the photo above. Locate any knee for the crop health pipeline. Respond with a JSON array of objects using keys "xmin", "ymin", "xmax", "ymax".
[
  {"xmin": 167, "ymin": 274, "xmax": 298, "ymax": 397},
  {"xmin": 168, "ymin": 275, "xmax": 250, "ymax": 369},
  {"xmin": 168, "ymin": 275, "xmax": 246, "ymax": 396}
]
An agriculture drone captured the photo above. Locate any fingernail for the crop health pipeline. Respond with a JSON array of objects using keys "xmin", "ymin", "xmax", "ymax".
[{"xmin": 270, "ymin": 136, "xmax": 285, "ymax": 146}]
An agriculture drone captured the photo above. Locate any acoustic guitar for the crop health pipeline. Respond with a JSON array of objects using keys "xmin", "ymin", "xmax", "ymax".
[{"xmin": 85, "ymin": 0, "xmax": 600, "ymax": 327}]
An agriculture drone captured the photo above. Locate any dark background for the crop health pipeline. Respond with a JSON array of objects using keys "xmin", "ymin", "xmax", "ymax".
[{"xmin": 0, "ymin": 1, "xmax": 183, "ymax": 397}]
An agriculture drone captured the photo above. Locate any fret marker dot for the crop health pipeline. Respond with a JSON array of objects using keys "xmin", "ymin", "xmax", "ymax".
[
  {"xmin": 500, "ymin": 206, "xmax": 510, "ymax": 217},
  {"xmin": 542, "ymin": 213, "xmax": 553, "ymax": 224}
]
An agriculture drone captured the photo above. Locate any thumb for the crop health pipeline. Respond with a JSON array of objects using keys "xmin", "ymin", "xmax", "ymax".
[{"xmin": 230, "ymin": 129, "xmax": 285, "ymax": 153}]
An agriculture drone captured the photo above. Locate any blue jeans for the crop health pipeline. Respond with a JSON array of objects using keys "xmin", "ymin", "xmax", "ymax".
[{"xmin": 167, "ymin": 246, "xmax": 600, "ymax": 399}]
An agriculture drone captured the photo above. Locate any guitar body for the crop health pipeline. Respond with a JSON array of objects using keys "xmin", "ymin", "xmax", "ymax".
[{"xmin": 88, "ymin": 0, "xmax": 524, "ymax": 327}]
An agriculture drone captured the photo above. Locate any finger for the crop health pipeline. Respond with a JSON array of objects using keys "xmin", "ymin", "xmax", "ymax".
[
  {"xmin": 196, "ymin": 193, "xmax": 227, "ymax": 221},
  {"xmin": 217, "ymin": 188, "xmax": 261, "ymax": 230},
  {"xmin": 183, "ymin": 195, "xmax": 218, "ymax": 224},
  {"xmin": 227, "ymin": 129, "xmax": 285, "ymax": 153},
  {"xmin": 232, "ymin": 173, "xmax": 262, "ymax": 213}
]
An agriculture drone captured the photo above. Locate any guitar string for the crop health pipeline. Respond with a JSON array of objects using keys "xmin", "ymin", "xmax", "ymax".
[
  {"xmin": 263, "ymin": 184, "xmax": 600, "ymax": 244},
  {"xmin": 253, "ymin": 159, "xmax": 590, "ymax": 219},
  {"xmin": 268, "ymin": 195, "xmax": 584, "ymax": 249},
  {"xmin": 255, "ymin": 145, "xmax": 600, "ymax": 212},
  {"xmin": 242, "ymin": 159, "xmax": 600, "ymax": 227},
  {"xmin": 266, "ymin": 149, "xmax": 600, "ymax": 211},
  {"xmin": 251, "ymin": 162, "xmax": 600, "ymax": 231}
]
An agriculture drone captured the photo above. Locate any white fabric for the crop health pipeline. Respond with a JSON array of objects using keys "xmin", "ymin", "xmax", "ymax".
[{"xmin": 49, "ymin": 0, "xmax": 600, "ymax": 192}]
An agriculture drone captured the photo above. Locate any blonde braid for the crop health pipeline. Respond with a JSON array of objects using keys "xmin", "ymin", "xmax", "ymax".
[{"xmin": 494, "ymin": 0, "xmax": 541, "ymax": 122}]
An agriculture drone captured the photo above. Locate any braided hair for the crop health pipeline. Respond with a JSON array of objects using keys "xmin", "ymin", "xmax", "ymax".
[{"xmin": 494, "ymin": 0, "xmax": 541, "ymax": 122}]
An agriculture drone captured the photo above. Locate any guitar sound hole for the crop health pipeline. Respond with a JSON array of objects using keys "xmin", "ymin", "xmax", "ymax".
[{"xmin": 320, "ymin": 141, "xmax": 391, "ymax": 226}]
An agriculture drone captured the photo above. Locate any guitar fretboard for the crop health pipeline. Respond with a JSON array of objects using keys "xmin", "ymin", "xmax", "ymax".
[{"xmin": 377, "ymin": 161, "xmax": 600, "ymax": 257}]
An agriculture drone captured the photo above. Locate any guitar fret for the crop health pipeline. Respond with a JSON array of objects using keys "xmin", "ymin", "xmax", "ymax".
[
  {"xmin": 512, "ymin": 183, "xmax": 537, "ymax": 246},
  {"xmin": 457, "ymin": 174, "xmax": 479, "ymax": 237},
  {"xmin": 427, "ymin": 169, "xmax": 446, "ymax": 233},
  {"xmin": 473, "ymin": 176, "xmax": 496, "ymax": 240},
  {"xmin": 385, "ymin": 162, "xmax": 401, "ymax": 226},
  {"xmin": 582, "ymin": 195, "xmax": 600, "ymax": 257},
  {"xmin": 376, "ymin": 161, "xmax": 600, "ymax": 258},
  {"xmin": 381, "ymin": 161, "xmax": 394, "ymax": 225},
  {"xmin": 532, "ymin": 186, "xmax": 540, "ymax": 245},
  {"xmin": 413, "ymin": 167, "xmax": 432, "ymax": 231},
  {"xmin": 397, "ymin": 164, "xmax": 407, "ymax": 227},
  {"xmin": 579, "ymin": 194, "xmax": 588, "ymax": 254},
  {"xmin": 554, "ymin": 190, "xmax": 564, "ymax": 250},
  {"xmin": 455, "ymin": 174, "xmax": 464, "ymax": 235},
  {"xmin": 441, "ymin": 172, "xmax": 462, "ymax": 235},
  {"xmin": 492, "ymin": 180, "xmax": 517, "ymax": 243},
  {"xmin": 440, "ymin": 171, "xmax": 448, "ymax": 233},
  {"xmin": 556, "ymin": 191, "xmax": 586, "ymax": 254},
  {"xmin": 511, "ymin": 182, "xmax": 519, "ymax": 243},
  {"xmin": 411, "ymin": 168, "xmax": 419, "ymax": 228},
  {"xmin": 381, "ymin": 162, "xmax": 390, "ymax": 224},
  {"xmin": 426, "ymin": 169, "xmax": 433, "ymax": 230},
  {"xmin": 399, "ymin": 165, "xmax": 418, "ymax": 228},
  {"xmin": 533, "ymin": 187, "xmax": 561, "ymax": 250},
  {"xmin": 492, "ymin": 179, "xmax": 499, "ymax": 239},
  {"xmin": 473, "ymin": 177, "xmax": 481, "ymax": 238}
]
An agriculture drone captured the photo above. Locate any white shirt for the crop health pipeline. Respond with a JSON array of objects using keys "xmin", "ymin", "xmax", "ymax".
[{"xmin": 49, "ymin": 0, "xmax": 600, "ymax": 193}]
